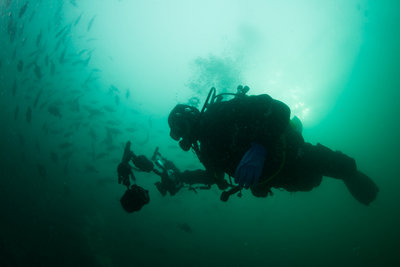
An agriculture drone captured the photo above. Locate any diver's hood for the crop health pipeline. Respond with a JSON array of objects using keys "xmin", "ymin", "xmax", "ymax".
[{"xmin": 168, "ymin": 104, "xmax": 200, "ymax": 146}]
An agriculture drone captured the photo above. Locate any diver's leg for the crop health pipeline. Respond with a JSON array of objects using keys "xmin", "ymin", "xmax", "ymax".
[{"xmin": 300, "ymin": 143, "xmax": 379, "ymax": 205}]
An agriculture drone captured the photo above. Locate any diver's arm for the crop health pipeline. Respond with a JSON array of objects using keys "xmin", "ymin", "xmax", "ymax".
[{"xmin": 131, "ymin": 154, "xmax": 154, "ymax": 172}]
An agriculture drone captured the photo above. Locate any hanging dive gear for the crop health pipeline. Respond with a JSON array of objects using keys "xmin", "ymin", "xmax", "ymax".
[
  {"xmin": 117, "ymin": 141, "xmax": 151, "ymax": 213},
  {"xmin": 120, "ymin": 185, "xmax": 150, "ymax": 213}
]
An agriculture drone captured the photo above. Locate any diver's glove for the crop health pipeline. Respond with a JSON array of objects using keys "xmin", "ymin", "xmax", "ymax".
[
  {"xmin": 132, "ymin": 155, "xmax": 154, "ymax": 172},
  {"xmin": 118, "ymin": 162, "xmax": 134, "ymax": 187},
  {"xmin": 234, "ymin": 143, "xmax": 266, "ymax": 188}
]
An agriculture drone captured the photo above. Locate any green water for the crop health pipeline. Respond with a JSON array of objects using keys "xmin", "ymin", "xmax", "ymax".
[{"xmin": 1, "ymin": 0, "xmax": 399, "ymax": 266}]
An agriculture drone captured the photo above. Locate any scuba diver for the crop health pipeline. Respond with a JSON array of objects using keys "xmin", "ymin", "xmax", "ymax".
[
  {"xmin": 167, "ymin": 85, "xmax": 379, "ymax": 205},
  {"xmin": 117, "ymin": 142, "xmax": 224, "ymax": 212}
]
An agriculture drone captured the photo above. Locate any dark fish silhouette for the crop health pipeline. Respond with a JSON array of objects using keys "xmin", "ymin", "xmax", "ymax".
[
  {"xmin": 74, "ymin": 12, "xmax": 83, "ymax": 26},
  {"xmin": 95, "ymin": 152, "xmax": 107, "ymax": 160},
  {"xmin": 12, "ymin": 80, "xmax": 17, "ymax": 96},
  {"xmin": 87, "ymin": 15, "xmax": 96, "ymax": 32},
  {"xmin": 12, "ymin": 47, "xmax": 17, "ymax": 60},
  {"xmin": 33, "ymin": 89, "xmax": 43, "ymax": 108},
  {"xmin": 36, "ymin": 30, "xmax": 42, "ymax": 47},
  {"xmin": 51, "ymin": 152, "xmax": 59, "ymax": 164},
  {"xmin": 50, "ymin": 60, "xmax": 55, "ymax": 76},
  {"xmin": 69, "ymin": 0, "xmax": 77, "ymax": 7},
  {"xmin": 59, "ymin": 47, "xmax": 67, "ymax": 64},
  {"xmin": 63, "ymin": 160, "xmax": 70, "ymax": 176},
  {"xmin": 84, "ymin": 163, "xmax": 99, "ymax": 173},
  {"xmin": 7, "ymin": 12, "xmax": 16, "ymax": 43},
  {"xmin": 109, "ymin": 85, "xmax": 119, "ymax": 94},
  {"xmin": 17, "ymin": 60, "xmax": 23, "ymax": 72},
  {"xmin": 37, "ymin": 163, "xmax": 47, "ymax": 179},
  {"xmin": 19, "ymin": 2, "xmax": 28, "ymax": 18},
  {"xmin": 59, "ymin": 142, "xmax": 73, "ymax": 149},
  {"xmin": 89, "ymin": 128, "xmax": 97, "ymax": 141},
  {"xmin": 34, "ymin": 64, "xmax": 42, "ymax": 79},
  {"xmin": 48, "ymin": 105, "xmax": 62, "ymax": 118},
  {"xmin": 14, "ymin": 106, "xmax": 19, "ymax": 120},
  {"xmin": 55, "ymin": 24, "xmax": 71, "ymax": 38},
  {"xmin": 26, "ymin": 107, "xmax": 32, "ymax": 123},
  {"xmin": 177, "ymin": 223, "xmax": 193, "ymax": 234},
  {"xmin": 125, "ymin": 89, "xmax": 130, "ymax": 99}
]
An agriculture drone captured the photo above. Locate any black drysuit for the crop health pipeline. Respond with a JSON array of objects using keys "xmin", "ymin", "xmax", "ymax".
[{"xmin": 194, "ymin": 94, "xmax": 357, "ymax": 197}]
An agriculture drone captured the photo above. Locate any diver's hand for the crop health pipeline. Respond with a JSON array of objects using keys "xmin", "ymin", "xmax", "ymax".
[
  {"xmin": 118, "ymin": 162, "xmax": 133, "ymax": 187},
  {"xmin": 132, "ymin": 155, "xmax": 154, "ymax": 172},
  {"xmin": 234, "ymin": 143, "xmax": 266, "ymax": 188}
]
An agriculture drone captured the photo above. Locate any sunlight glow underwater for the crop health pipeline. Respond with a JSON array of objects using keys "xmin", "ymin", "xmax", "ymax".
[{"xmin": 69, "ymin": 0, "xmax": 366, "ymax": 126}]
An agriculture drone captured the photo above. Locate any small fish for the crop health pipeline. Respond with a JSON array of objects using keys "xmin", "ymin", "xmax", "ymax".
[
  {"xmin": 84, "ymin": 106, "xmax": 103, "ymax": 118},
  {"xmin": 55, "ymin": 24, "xmax": 70, "ymax": 38},
  {"xmin": 26, "ymin": 106, "xmax": 32, "ymax": 123},
  {"xmin": 35, "ymin": 140, "xmax": 41, "ymax": 152},
  {"xmin": 125, "ymin": 127, "xmax": 137, "ymax": 133},
  {"xmin": 87, "ymin": 15, "xmax": 96, "ymax": 32},
  {"xmin": 12, "ymin": 47, "xmax": 17, "ymax": 60},
  {"xmin": 36, "ymin": 30, "xmax": 42, "ymax": 47},
  {"xmin": 59, "ymin": 47, "xmax": 67, "ymax": 64},
  {"xmin": 42, "ymin": 123, "xmax": 49, "ymax": 135},
  {"xmin": 83, "ymin": 55, "xmax": 91, "ymax": 66},
  {"xmin": 63, "ymin": 182, "xmax": 71, "ymax": 196},
  {"xmin": 103, "ymin": 106, "xmax": 115, "ymax": 113},
  {"xmin": 50, "ymin": 60, "xmax": 55, "ymax": 76},
  {"xmin": 37, "ymin": 163, "xmax": 47, "ymax": 179},
  {"xmin": 106, "ymin": 126, "xmax": 123, "ymax": 135},
  {"xmin": 47, "ymin": 105, "xmax": 62, "ymax": 118},
  {"xmin": 17, "ymin": 60, "xmax": 23, "ymax": 72},
  {"xmin": 63, "ymin": 161, "xmax": 70, "ymax": 176},
  {"xmin": 12, "ymin": 80, "xmax": 17, "ymax": 96},
  {"xmin": 59, "ymin": 142, "xmax": 73, "ymax": 149},
  {"xmin": 74, "ymin": 12, "xmax": 83, "ymax": 26},
  {"xmin": 64, "ymin": 132, "xmax": 74, "ymax": 138},
  {"xmin": 34, "ymin": 64, "xmax": 42, "ymax": 80},
  {"xmin": 125, "ymin": 89, "xmax": 130, "ymax": 99},
  {"xmin": 106, "ymin": 145, "xmax": 119, "ymax": 152},
  {"xmin": 109, "ymin": 85, "xmax": 119, "ymax": 94},
  {"xmin": 95, "ymin": 152, "xmax": 108, "ymax": 160},
  {"xmin": 78, "ymin": 49, "xmax": 88, "ymax": 56},
  {"xmin": 17, "ymin": 133, "xmax": 25, "ymax": 145},
  {"xmin": 89, "ymin": 128, "xmax": 97, "ymax": 141},
  {"xmin": 14, "ymin": 106, "xmax": 19, "ymax": 120},
  {"xmin": 8, "ymin": 12, "xmax": 16, "ymax": 43},
  {"xmin": 51, "ymin": 152, "xmax": 59, "ymax": 164},
  {"xmin": 84, "ymin": 163, "xmax": 99, "ymax": 173},
  {"xmin": 69, "ymin": 0, "xmax": 78, "ymax": 7},
  {"xmin": 177, "ymin": 223, "xmax": 193, "ymax": 234},
  {"xmin": 62, "ymin": 151, "xmax": 74, "ymax": 160},
  {"xmin": 18, "ymin": 22, "xmax": 25, "ymax": 37},
  {"xmin": 96, "ymin": 177, "xmax": 113, "ymax": 186},
  {"xmin": 33, "ymin": 89, "xmax": 43, "ymax": 108},
  {"xmin": 19, "ymin": 2, "xmax": 28, "ymax": 18}
]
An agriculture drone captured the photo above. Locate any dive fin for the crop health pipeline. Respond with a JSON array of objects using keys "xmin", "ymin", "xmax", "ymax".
[{"xmin": 343, "ymin": 171, "xmax": 379, "ymax": 205}]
